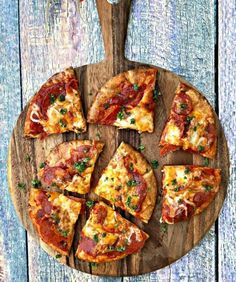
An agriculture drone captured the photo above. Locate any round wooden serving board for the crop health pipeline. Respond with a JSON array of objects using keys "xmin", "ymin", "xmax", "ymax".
[{"xmin": 8, "ymin": 0, "xmax": 229, "ymax": 277}]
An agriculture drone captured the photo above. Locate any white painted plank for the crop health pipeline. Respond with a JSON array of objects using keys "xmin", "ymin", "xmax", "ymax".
[
  {"xmin": 218, "ymin": 1, "xmax": 236, "ymax": 281},
  {"xmin": 124, "ymin": 1, "xmax": 216, "ymax": 281},
  {"xmin": 0, "ymin": 0, "xmax": 28, "ymax": 281}
]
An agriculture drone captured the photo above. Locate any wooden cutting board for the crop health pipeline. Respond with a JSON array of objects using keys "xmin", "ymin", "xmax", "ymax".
[{"xmin": 7, "ymin": 0, "xmax": 229, "ymax": 276}]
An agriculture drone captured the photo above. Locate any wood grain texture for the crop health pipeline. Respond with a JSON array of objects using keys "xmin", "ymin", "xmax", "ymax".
[
  {"xmin": 218, "ymin": 1, "xmax": 236, "ymax": 281},
  {"xmin": 124, "ymin": 1, "xmax": 218, "ymax": 281},
  {"xmin": 0, "ymin": 0, "xmax": 28, "ymax": 281},
  {"xmin": 8, "ymin": 0, "xmax": 229, "ymax": 277}
]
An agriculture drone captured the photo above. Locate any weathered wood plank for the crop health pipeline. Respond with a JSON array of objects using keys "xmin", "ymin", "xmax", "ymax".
[
  {"xmin": 124, "ymin": 1, "xmax": 217, "ymax": 281},
  {"xmin": 0, "ymin": 0, "xmax": 28, "ymax": 281},
  {"xmin": 218, "ymin": 1, "xmax": 236, "ymax": 281}
]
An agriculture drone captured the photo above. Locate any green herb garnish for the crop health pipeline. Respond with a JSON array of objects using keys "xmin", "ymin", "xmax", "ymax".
[
  {"xmin": 133, "ymin": 83, "xmax": 139, "ymax": 91},
  {"xmin": 117, "ymin": 246, "xmax": 126, "ymax": 252},
  {"xmin": 31, "ymin": 179, "xmax": 42, "ymax": 188},
  {"xmin": 59, "ymin": 119, "xmax": 67, "ymax": 128},
  {"xmin": 129, "ymin": 163, "xmax": 134, "ymax": 171},
  {"xmin": 180, "ymin": 103, "xmax": 187, "ymax": 109},
  {"xmin": 138, "ymin": 144, "xmax": 145, "ymax": 151},
  {"xmin": 25, "ymin": 155, "xmax": 31, "ymax": 162},
  {"xmin": 39, "ymin": 162, "xmax": 46, "ymax": 169},
  {"xmin": 50, "ymin": 94, "xmax": 56, "ymax": 104},
  {"xmin": 171, "ymin": 179, "xmax": 177, "ymax": 185},
  {"xmin": 198, "ymin": 145, "xmax": 205, "ymax": 152},
  {"xmin": 102, "ymin": 233, "xmax": 107, "ymax": 237},
  {"xmin": 51, "ymin": 213, "xmax": 60, "ymax": 224},
  {"xmin": 204, "ymin": 157, "xmax": 209, "ymax": 166},
  {"xmin": 60, "ymin": 230, "xmax": 69, "ymax": 237},
  {"xmin": 204, "ymin": 184, "xmax": 213, "ymax": 192},
  {"xmin": 93, "ymin": 234, "xmax": 99, "ymax": 243},
  {"xmin": 58, "ymin": 94, "xmax": 65, "ymax": 102},
  {"xmin": 127, "ymin": 179, "xmax": 138, "ymax": 187},
  {"xmin": 103, "ymin": 103, "xmax": 110, "ymax": 109},
  {"xmin": 130, "ymin": 118, "xmax": 135, "ymax": 124},
  {"xmin": 55, "ymin": 254, "xmax": 62, "ymax": 259},
  {"xmin": 86, "ymin": 200, "xmax": 94, "ymax": 208},
  {"xmin": 117, "ymin": 110, "xmax": 125, "ymax": 120},
  {"xmin": 59, "ymin": 108, "xmax": 67, "ymax": 115},
  {"xmin": 90, "ymin": 262, "xmax": 97, "ymax": 267},
  {"xmin": 186, "ymin": 116, "xmax": 193, "ymax": 123},
  {"xmin": 184, "ymin": 167, "xmax": 190, "ymax": 174},
  {"xmin": 151, "ymin": 160, "xmax": 159, "ymax": 169},
  {"xmin": 160, "ymin": 223, "xmax": 168, "ymax": 234},
  {"xmin": 74, "ymin": 161, "xmax": 86, "ymax": 173}
]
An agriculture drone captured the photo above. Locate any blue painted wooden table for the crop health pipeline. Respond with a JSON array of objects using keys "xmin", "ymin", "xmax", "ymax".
[{"xmin": 0, "ymin": 0, "xmax": 235, "ymax": 281}]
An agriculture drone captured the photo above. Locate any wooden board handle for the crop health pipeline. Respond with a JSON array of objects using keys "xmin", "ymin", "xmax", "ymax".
[{"xmin": 96, "ymin": 0, "xmax": 131, "ymax": 62}]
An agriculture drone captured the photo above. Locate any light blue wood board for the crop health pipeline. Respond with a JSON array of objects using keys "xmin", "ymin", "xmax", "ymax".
[
  {"xmin": 124, "ymin": 0, "xmax": 217, "ymax": 281},
  {"xmin": 0, "ymin": 0, "xmax": 28, "ymax": 281},
  {"xmin": 218, "ymin": 1, "xmax": 236, "ymax": 281}
]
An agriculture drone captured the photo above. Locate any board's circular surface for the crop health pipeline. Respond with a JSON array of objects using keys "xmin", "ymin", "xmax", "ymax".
[{"xmin": 8, "ymin": 64, "xmax": 229, "ymax": 276}]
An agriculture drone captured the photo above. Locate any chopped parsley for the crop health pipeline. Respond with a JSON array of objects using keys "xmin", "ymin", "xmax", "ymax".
[
  {"xmin": 103, "ymin": 103, "xmax": 110, "ymax": 109},
  {"xmin": 59, "ymin": 108, "xmax": 67, "ymax": 115},
  {"xmin": 86, "ymin": 200, "xmax": 94, "ymax": 208},
  {"xmin": 90, "ymin": 262, "xmax": 97, "ymax": 267},
  {"xmin": 153, "ymin": 89, "xmax": 159, "ymax": 102},
  {"xmin": 193, "ymin": 126, "xmax": 197, "ymax": 132},
  {"xmin": 55, "ymin": 254, "xmax": 62, "ymax": 259},
  {"xmin": 204, "ymin": 157, "xmax": 209, "ymax": 166},
  {"xmin": 198, "ymin": 145, "xmax": 205, "ymax": 152},
  {"xmin": 108, "ymin": 245, "xmax": 115, "ymax": 251},
  {"xmin": 180, "ymin": 103, "xmax": 187, "ymax": 109},
  {"xmin": 171, "ymin": 179, "xmax": 177, "ymax": 185},
  {"xmin": 117, "ymin": 110, "xmax": 125, "ymax": 120},
  {"xmin": 102, "ymin": 233, "xmax": 107, "ymax": 237},
  {"xmin": 59, "ymin": 119, "xmax": 67, "ymax": 128},
  {"xmin": 31, "ymin": 179, "xmax": 42, "ymax": 188},
  {"xmin": 93, "ymin": 234, "xmax": 99, "ymax": 243},
  {"xmin": 117, "ymin": 246, "xmax": 126, "ymax": 252},
  {"xmin": 178, "ymin": 199, "xmax": 183, "ymax": 204},
  {"xmin": 104, "ymin": 176, "xmax": 109, "ymax": 181},
  {"xmin": 174, "ymin": 187, "xmax": 179, "ymax": 192},
  {"xmin": 17, "ymin": 182, "xmax": 26, "ymax": 190},
  {"xmin": 204, "ymin": 184, "xmax": 213, "ymax": 192},
  {"xmin": 88, "ymin": 92, "xmax": 93, "ymax": 96},
  {"xmin": 184, "ymin": 167, "xmax": 190, "ymax": 174},
  {"xmin": 60, "ymin": 230, "xmax": 69, "ymax": 237},
  {"xmin": 96, "ymin": 132, "xmax": 101, "ymax": 139},
  {"xmin": 74, "ymin": 161, "xmax": 87, "ymax": 173},
  {"xmin": 150, "ymin": 160, "xmax": 159, "ymax": 169},
  {"xmin": 186, "ymin": 116, "xmax": 194, "ymax": 123},
  {"xmin": 133, "ymin": 83, "xmax": 139, "ymax": 91},
  {"xmin": 58, "ymin": 94, "xmax": 65, "ymax": 102},
  {"xmin": 130, "ymin": 118, "xmax": 135, "ymax": 124},
  {"xmin": 39, "ymin": 162, "xmax": 46, "ymax": 169},
  {"xmin": 129, "ymin": 163, "xmax": 134, "ymax": 171},
  {"xmin": 50, "ymin": 94, "xmax": 56, "ymax": 104},
  {"xmin": 126, "ymin": 196, "xmax": 132, "ymax": 207},
  {"xmin": 127, "ymin": 179, "xmax": 138, "ymax": 187},
  {"xmin": 138, "ymin": 144, "xmax": 145, "ymax": 151}
]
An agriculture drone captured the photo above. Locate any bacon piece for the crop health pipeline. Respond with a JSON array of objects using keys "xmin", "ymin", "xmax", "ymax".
[
  {"xmin": 41, "ymin": 166, "xmax": 71, "ymax": 185},
  {"xmin": 193, "ymin": 192, "xmax": 211, "ymax": 207},
  {"xmin": 93, "ymin": 204, "xmax": 107, "ymax": 225},
  {"xmin": 78, "ymin": 234, "xmax": 97, "ymax": 256},
  {"xmin": 173, "ymin": 91, "xmax": 193, "ymax": 115}
]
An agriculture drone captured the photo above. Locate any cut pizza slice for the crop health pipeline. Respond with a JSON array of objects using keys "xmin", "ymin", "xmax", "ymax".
[
  {"xmin": 87, "ymin": 68, "xmax": 157, "ymax": 133},
  {"xmin": 161, "ymin": 165, "xmax": 221, "ymax": 224},
  {"xmin": 94, "ymin": 142, "xmax": 157, "ymax": 223},
  {"xmin": 76, "ymin": 201, "xmax": 149, "ymax": 262},
  {"xmin": 38, "ymin": 140, "xmax": 104, "ymax": 194},
  {"xmin": 24, "ymin": 67, "xmax": 86, "ymax": 138},
  {"xmin": 159, "ymin": 83, "xmax": 217, "ymax": 158},
  {"xmin": 29, "ymin": 188, "xmax": 84, "ymax": 256}
]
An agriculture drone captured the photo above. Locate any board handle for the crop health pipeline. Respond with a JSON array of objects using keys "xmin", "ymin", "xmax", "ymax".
[{"xmin": 96, "ymin": 0, "xmax": 131, "ymax": 62}]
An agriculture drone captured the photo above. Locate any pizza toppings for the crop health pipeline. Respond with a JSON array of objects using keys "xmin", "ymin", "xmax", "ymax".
[
  {"xmin": 76, "ymin": 202, "xmax": 149, "ymax": 262},
  {"xmin": 159, "ymin": 83, "xmax": 217, "ymax": 158},
  {"xmin": 161, "ymin": 166, "xmax": 221, "ymax": 224},
  {"xmin": 87, "ymin": 68, "xmax": 157, "ymax": 133},
  {"xmin": 29, "ymin": 189, "xmax": 83, "ymax": 256},
  {"xmin": 24, "ymin": 67, "xmax": 87, "ymax": 138},
  {"xmin": 94, "ymin": 142, "xmax": 157, "ymax": 223},
  {"xmin": 38, "ymin": 140, "xmax": 104, "ymax": 194}
]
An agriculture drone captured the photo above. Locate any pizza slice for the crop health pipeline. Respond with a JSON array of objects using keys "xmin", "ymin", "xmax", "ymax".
[
  {"xmin": 38, "ymin": 140, "xmax": 104, "ymax": 194},
  {"xmin": 87, "ymin": 68, "xmax": 157, "ymax": 133},
  {"xmin": 24, "ymin": 67, "xmax": 86, "ymax": 138},
  {"xmin": 159, "ymin": 83, "xmax": 217, "ymax": 158},
  {"xmin": 76, "ymin": 202, "xmax": 149, "ymax": 262},
  {"xmin": 29, "ymin": 188, "xmax": 84, "ymax": 256},
  {"xmin": 161, "ymin": 165, "xmax": 221, "ymax": 224},
  {"xmin": 94, "ymin": 142, "xmax": 157, "ymax": 223}
]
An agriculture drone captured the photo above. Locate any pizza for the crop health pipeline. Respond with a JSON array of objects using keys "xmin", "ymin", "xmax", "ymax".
[
  {"xmin": 76, "ymin": 202, "xmax": 149, "ymax": 262},
  {"xmin": 161, "ymin": 165, "xmax": 221, "ymax": 224},
  {"xmin": 29, "ymin": 188, "xmax": 84, "ymax": 256},
  {"xmin": 24, "ymin": 67, "xmax": 86, "ymax": 138},
  {"xmin": 87, "ymin": 68, "xmax": 157, "ymax": 133},
  {"xmin": 38, "ymin": 140, "xmax": 104, "ymax": 194},
  {"xmin": 94, "ymin": 142, "xmax": 157, "ymax": 223},
  {"xmin": 159, "ymin": 83, "xmax": 217, "ymax": 158}
]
